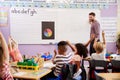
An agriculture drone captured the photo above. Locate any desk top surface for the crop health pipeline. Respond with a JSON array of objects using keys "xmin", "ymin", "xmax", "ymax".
[
  {"xmin": 97, "ymin": 73, "xmax": 120, "ymax": 80},
  {"xmin": 12, "ymin": 68, "xmax": 52, "ymax": 80},
  {"xmin": 11, "ymin": 60, "xmax": 55, "ymax": 80}
]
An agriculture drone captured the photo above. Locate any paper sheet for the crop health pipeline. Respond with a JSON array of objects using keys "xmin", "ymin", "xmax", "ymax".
[
  {"xmin": 14, "ymin": 72, "xmax": 27, "ymax": 76},
  {"xmin": 43, "ymin": 62, "xmax": 55, "ymax": 68}
]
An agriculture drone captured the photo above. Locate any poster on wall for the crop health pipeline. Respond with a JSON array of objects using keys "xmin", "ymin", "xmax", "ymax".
[
  {"xmin": 0, "ymin": 7, "xmax": 9, "ymax": 27},
  {"xmin": 42, "ymin": 21, "xmax": 55, "ymax": 40},
  {"xmin": 101, "ymin": 17, "xmax": 117, "ymax": 42}
]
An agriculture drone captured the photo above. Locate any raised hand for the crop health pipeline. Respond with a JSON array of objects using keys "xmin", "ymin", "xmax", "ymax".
[{"xmin": 54, "ymin": 49, "xmax": 57, "ymax": 56}]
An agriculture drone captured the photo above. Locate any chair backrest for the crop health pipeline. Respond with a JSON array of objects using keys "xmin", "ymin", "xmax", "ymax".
[
  {"xmin": 0, "ymin": 78, "xmax": 2, "ymax": 80},
  {"xmin": 89, "ymin": 60, "xmax": 108, "ymax": 80},
  {"xmin": 111, "ymin": 60, "xmax": 120, "ymax": 72},
  {"xmin": 61, "ymin": 63, "xmax": 86, "ymax": 80},
  {"xmin": 61, "ymin": 63, "xmax": 77, "ymax": 80},
  {"xmin": 89, "ymin": 60, "xmax": 108, "ymax": 72},
  {"xmin": 80, "ymin": 66, "xmax": 86, "ymax": 80}
]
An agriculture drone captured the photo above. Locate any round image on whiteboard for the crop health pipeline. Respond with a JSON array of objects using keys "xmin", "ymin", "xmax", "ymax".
[{"xmin": 44, "ymin": 28, "xmax": 53, "ymax": 38}]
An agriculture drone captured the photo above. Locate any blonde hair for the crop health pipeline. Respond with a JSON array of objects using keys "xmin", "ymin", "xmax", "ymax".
[{"xmin": 94, "ymin": 42, "xmax": 104, "ymax": 53}]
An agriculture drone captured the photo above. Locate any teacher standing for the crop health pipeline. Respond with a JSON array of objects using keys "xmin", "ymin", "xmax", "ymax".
[{"xmin": 89, "ymin": 12, "xmax": 100, "ymax": 55}]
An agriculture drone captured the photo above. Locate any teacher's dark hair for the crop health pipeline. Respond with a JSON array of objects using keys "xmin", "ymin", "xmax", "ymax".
[{"xmin": 89, "ymin": 12, "xmax": 96, "ymax": 16}]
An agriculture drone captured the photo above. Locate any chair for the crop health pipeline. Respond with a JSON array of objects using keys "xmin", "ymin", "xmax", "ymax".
[
  {"xmin": 88, "ymin": 60, "xmax": 108, "ymax": 80},
  {"xmin": 111, "ymin": 60, "xmax": 120, "ymax": 72},
  {"xmin": 81, "ymin": 60, "xmax": 87, "ymax": 80},
  {"xmin": 61, "ymin": 63, "xmax": 86, "ymax": 80}
]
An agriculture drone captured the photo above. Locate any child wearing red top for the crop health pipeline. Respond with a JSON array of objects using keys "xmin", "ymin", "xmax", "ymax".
[{"xmin": 8, "ymin": 36, "xmax": 23, "ymax": 62}]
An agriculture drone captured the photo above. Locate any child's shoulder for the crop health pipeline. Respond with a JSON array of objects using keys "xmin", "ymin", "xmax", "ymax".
[
  {"xmin": 56, "ymin": 54, "xmax": 64, "ymax": 57},
  {"xmin": 68, "ymin": 51, "xmax": 74, "ymax": 56},
  {"xmin": 73, "ymin": 55, "xmax": 81, "ymax": 58},
  {"xmin": 72, "ymin": 55, "xmax": 81, "ymax": 61}
]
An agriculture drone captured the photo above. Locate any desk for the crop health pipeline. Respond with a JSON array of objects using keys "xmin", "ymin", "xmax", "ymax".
[
  {"xmin": 97, "ymin": 73, "xmax": 120, "ymax": 80},
  {"xmin": 12, "ymin": 68, "xmax": 51, "ymax": 80},
  {"xmin": 11, "ymin": 60, "xmax": 55, "ymax": 80},
  {"xmin": 10, "ymin": 60, "xmax": 55, "ymax": 69}
]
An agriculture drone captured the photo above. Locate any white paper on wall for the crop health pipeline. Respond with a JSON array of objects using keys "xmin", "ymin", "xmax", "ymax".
[{"xmin": 101, "ymin": 17, "xmax": 117, "ymax": 42}]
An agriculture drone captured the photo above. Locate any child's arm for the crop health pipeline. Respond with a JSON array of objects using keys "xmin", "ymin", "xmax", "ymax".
[
  {"xmin": 0, "ymin": 32, "xmax": 9, "ymax": 62},
  {"xmin": 102, "ymin": 31, "xmax": 106, "ymax": 45},
  {"xmin": 10, "ymin": 36, "xmax": 18, "ymax": 48},
  {"xmin": 8, "ymin": 37, "xmax": 12, "ymax": 52},
  {"xmin": 52, "ymin": 50, "xmax": 57, "ymax": 64},
  {"xmin": 66, "ymin": 41, "xmax": 77, "ymax": 53},
  {"xmin": 85, "ymin": 39, "xmax": 91, "ymax": 47}
]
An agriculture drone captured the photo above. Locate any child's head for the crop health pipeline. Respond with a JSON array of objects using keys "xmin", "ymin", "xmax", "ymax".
[
  {"xmin": 94, "ymin": 42, "xmax": 104, "ymax": 53},
  {"xmin": 0, "ymin": 46, "xmax": 4, "ymax": 64},
  {"xmin": 75, "ymin": 43, "xmax": 88, "ymax": 58},
  {"xmin": 57, "ymin": 41, "xmax": 68, "ymax": 55}
]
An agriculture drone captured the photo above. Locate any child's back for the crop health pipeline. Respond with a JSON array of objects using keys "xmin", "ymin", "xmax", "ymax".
[
  {"xmin": 91, "ymin": 31, "xmax": 106, "ymax": 60},
  {"xmin": 42, "ymin": 41, "xmax": 77, "ymax": 80},
  {"xmin": 53, "ymin": 41, "xmax": 76, "ymax": 77},
  {"xmin": 91, "ymin": 52, "xmax": 105, "ymax": 60},
  {"xmin": 54, "ymin": 51, "xmax": 74, "ymax": 76},
  {"xmin": 91, "ymin": 41, "xmax": 106, "ymax": 60}
]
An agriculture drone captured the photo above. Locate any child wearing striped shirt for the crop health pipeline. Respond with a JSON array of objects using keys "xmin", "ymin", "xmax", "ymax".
[{"xmin": 42, "ymin": 41, "xmax": 76, "ymax": 79}]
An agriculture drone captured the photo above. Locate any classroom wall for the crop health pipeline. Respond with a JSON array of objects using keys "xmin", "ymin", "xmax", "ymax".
[
  {"xmin": 101, "ymin": 5, "xmax": 117, "ymax": 53},
  {"xmin": 0, "ymin": 4, "xmax": 118, "ymax": 56},
  {"xmin": 117, "ymin": 1, "xmax": 120, "ymax": 32}
]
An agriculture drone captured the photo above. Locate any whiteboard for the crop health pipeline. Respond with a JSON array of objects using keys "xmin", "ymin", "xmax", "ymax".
[{"xmin": 10, "ymin": 7, "xmax": 100, "ymax": 44}]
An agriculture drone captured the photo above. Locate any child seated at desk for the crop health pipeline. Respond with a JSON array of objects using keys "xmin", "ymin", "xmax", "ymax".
[
  {"xmin": 8, "ymin": 36, "xmax": 23, "ymax": 62},
  {"xmin": 42, "ymin": 41, "xmax": 76, "ymax": 80},
  {"xmin": 0, "ymin": 32, "xmax": 13, "ymax": 80},
  {"xmin": 91, "ymin": 31, "xmax": 106, "ymax": 60},
  {"xmin": 67, "ymin": 35, "xmax": 95, "ymax": 79},
  {"xmin": 114, "ymin": 38, "xmax": 120, "ymax": 60},
  {"xmin": 70, "ymin": 43, "xmax": 88, "ymax": 79}
]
